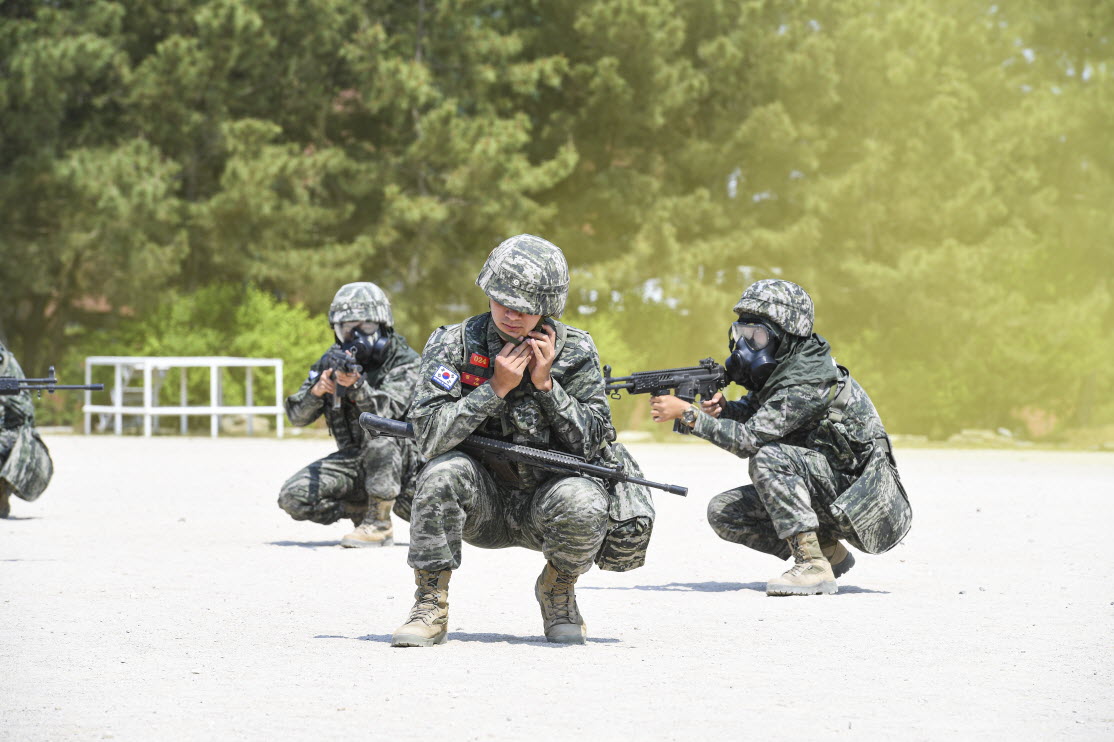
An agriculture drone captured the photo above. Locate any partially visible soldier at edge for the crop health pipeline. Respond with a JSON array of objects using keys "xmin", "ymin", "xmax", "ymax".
[
  {"xmin": 0, "ymin": 341, "xmax": 54, "ymax": 518},
  {"xmin": 649, "ymin": 279, "xmax": 911, "ymax": 595},
  {"xmin": 390, "ymin": 234, "xmax": 654, "ymax": 647},
  {"xmin": 277, "ymin": 282, "xmax": 423, "ymax": 547}
]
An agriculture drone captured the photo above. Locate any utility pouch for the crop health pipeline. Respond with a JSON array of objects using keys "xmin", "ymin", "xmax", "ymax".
[
  {"xmin": 595, "ymin": 443, "xmax": 655, "ymax": 572},
  {"xmin": 0, "ymin": 426, "xmax": 53, "ymax": 502},
  {"xmin": 829, "ymin": 436, "xmax": 911, "ymax": 554}
]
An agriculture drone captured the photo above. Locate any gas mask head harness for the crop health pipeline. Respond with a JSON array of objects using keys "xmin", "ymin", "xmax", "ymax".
[
  {"xmin": 333, "ymin": 321, "xmax": 390, "ymax": 370},
  {"xmin": 724, "ymin": 315, "xmax": 781, "ymax": 391}
]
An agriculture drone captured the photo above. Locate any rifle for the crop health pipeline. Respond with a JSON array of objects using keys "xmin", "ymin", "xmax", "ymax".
[
  {"xmin": 322, "ymin": 347, "xmax": 363, "ymax": 411},
  {"xmin": 0, "ymin": 366, "xmax": 105, "ymax": 396},
  {"xmin": 358, "ymin": 412, "xmax": 687, "ymax": 496},
  {"xmin": 322, "ymin": 329, "xmax": 391, "ymax": 410},
  {"xmin": 603, "ymin": 357, "xmax": 728, "ymax": 435}
]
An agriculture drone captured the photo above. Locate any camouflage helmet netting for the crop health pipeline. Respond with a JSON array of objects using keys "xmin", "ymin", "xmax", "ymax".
[
  {"xmin": 475, "ymin": 234, "xmax": 569, "ymax": 317},
  {"xmin": 733, "ymin": 279, "xmax": 814, "ymax": 337},
  {"xmin": 329, "ymin": 282, "xmax": 394, "ymax": 326}
]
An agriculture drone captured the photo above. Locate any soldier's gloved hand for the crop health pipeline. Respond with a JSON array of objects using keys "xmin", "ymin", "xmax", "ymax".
[
  {"xmin": 310, "ymin": 368, "xmax": 337, "ymax": 398},
  {"xmin": 701, "ymin": 392, "xmax": 725, "ymax": 418},
  {"xmin": 490, "ymin": 340, "xmax": 532, "ymax": 398}
]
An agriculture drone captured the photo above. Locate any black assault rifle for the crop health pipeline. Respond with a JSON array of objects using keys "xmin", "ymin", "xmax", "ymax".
[
  {"xmin": 322, "ymin": 346, "xmax": 363, "ymax": 411},
  {"xmin": 0, "ymin": 366, "xmax": 105, "ymax": 396},
  {"xmin": 603, "ymin": 357, "xmax": 728, "ymax": 435},
  {"xmin": 358, "ymin": 412, "xmax": 687, "ymax": 496}
]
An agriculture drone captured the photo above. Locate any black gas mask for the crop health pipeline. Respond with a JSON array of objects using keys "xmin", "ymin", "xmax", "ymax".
[
  {"xmin": 725, "ymin": 319, "xmax": 780, "ymax": 391},
  {"xmin": 342, "ymin": 327, "xmax": 390, "ymax": 370}
]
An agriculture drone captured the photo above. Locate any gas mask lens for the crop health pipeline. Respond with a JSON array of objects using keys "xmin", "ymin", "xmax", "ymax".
[
  {"xmin": 730, "ymin": 321, "xmax": 772, "ymax": 351},
  {"xmin": 334, "ymin": 321, "xmax": 380, "ymax": 342}
]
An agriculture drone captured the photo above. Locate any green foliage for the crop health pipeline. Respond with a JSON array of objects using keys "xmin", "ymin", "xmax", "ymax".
[{"xmin": 3, "ymin": 0, "xmax": 1112, "ymax": 439}]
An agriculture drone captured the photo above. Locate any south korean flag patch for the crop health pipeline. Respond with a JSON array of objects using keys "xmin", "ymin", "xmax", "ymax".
[{"xmin": 430, "ymin": 364, "xmax": 460, "ymax": 391}]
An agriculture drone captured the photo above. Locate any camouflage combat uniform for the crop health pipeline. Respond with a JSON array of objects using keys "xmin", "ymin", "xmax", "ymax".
[
  {"xmin": 0, "ymin": 343, "xmax": 54, "ymax": 515},
  {"xmin": 406, "ymin": 312, "xmax": 654, "ymax": 574},
  {"xmin": 277, "ymin": 284, "xmax": 423, "ymax": 525},
  {"xmin": 390, "ymin": 234, "xmax": 653, "ymax": 647},
  {"xmin": 697, "ymin": 280, "xmax": 911, "ymax": 559}
]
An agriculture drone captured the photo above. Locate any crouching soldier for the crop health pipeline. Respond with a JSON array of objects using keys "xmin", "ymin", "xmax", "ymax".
[
  {"xmin": 278, "ymin": 282, "xmax": 423, "ymax": 547},
  {"xmin": 391, "ymin": 234, "xmax": 654, "ymax": 646},
  {"xmin": 649, "ymin": 280, "xmax": 911, "ymax": 595},
  {"xmin": 0, "ymin": 342, "xmax": 54, "ymax": 518}
]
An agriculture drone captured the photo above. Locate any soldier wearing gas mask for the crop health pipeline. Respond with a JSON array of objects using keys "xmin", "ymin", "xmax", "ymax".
[
  {"xmin": 649, "ymin": 279, "xmax": 911, "ymax": 595},
  {"xmin": 390, "ymin": 234, "xmax": 654, "ymax": 647},
  {"xmin": 277, "ymin": 282, "xmax": 423, "ymax": 548}
]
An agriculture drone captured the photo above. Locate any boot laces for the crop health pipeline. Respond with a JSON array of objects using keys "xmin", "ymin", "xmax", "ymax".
[
  {"xmin": 543, "ymin": 572, "xmax": 576, "ymax": 622},
  {"xmin": 785, "ymin": 561, "xmax": 813, "ymax": 577},
  {"xmin": 408, "ymin": 575, "xmax": 443, "ymax": 624}
]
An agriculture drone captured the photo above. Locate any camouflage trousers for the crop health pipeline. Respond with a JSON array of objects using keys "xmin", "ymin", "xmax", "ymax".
[
  {"xmin": 277, "ymin": 435, "xmax": 414, "ymax": 525},
  {"xmin": 407, "ymin": 450, "xmax": 610, "ymax": 575},
  {"xmin": 707, "ymin": 443, "xmax": 855, "ymax": 560}
]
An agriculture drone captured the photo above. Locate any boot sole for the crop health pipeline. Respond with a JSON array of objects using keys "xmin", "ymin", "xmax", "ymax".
[
  {"xmin": 545, "ymin": 631, "xmax": 587, "ymax": 645},
  {"xmin": 391, "ymin": 631, "xmax": 447, "ymax": 647},
  {"xmin": 766, "ymin": 580, "xmax": 838, "ymax": 596},
  {"xmin": 339, "ymin": 536, "xmax": 394, "ymax": 548}
]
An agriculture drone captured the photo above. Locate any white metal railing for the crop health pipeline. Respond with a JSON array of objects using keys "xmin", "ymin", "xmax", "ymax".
[{"xmin": 83, "ymin": 356, "xmax": 284, "ymax": 438}]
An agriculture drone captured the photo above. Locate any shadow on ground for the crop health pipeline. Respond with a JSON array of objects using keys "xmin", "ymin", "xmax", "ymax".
[
  {"xmin": 581, "ymin": 581, "xmax": 888, "ymax": 595},
  {"xmin": 267, "ymin": 540, "xmax": 410, "ymax": 549},
  {"xmin": 317, "ymin": 633, "xmax": 619, "ymax": 645}
]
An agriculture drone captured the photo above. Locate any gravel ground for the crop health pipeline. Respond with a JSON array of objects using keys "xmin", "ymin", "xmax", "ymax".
[{"xmin": 2, "ymin": 435, "xmax": 1112, "ymax": 741}]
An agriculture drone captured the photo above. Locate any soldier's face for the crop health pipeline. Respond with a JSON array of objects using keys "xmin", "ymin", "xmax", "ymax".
[{"xmin": 489, "ymin": 300, "xmax": 542, "ymax": 339}]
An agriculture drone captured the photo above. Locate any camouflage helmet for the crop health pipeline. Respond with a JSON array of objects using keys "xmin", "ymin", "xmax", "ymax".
[
  {"xmin": 733, "ymin": 279, "xmax": 814, "ymax": 337},
  {"xmin": 475, "ymin": 234, "xmax": 569, "ymax": 317},
  {"xmin": 328, "ymin": 282, "xmax": 393, "ymax": 327}
]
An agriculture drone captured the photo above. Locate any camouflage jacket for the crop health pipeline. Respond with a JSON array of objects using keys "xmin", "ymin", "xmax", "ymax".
[
  {"xmin": 285, "ymin": 332, "xmax": 421, "ymax": 451},
  {"xmin": 408, "ymin": 313, "xmax": 655, "ymax": 570},
  {"xmin": 692, "ymin": 365, "xmax": 889, "ymax": 476},
  {"xmin": 0, "ymin": 345, "xmax": 53, "ymax": 500}
]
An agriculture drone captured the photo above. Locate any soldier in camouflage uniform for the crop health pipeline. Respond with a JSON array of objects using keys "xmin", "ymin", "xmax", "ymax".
[
  {"xmin": 649, "ymin": 279, "xmax": 911, "ymax": 595},
  {"xmin": 277, "ymin": 282, "xmax": 423, "ymax": 547},
  {"xmin": 0, "ymin": 342, "xmax": 54, "ymax": 519},
  {"xmin": 391, "ymin": 234, "xmax": 654, "ymax": 647}
]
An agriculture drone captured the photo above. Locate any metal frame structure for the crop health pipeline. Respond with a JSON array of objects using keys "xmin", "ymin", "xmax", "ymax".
[{"xmin": 82, "ymin": 356, "xmax": 285, "ymax": 438}]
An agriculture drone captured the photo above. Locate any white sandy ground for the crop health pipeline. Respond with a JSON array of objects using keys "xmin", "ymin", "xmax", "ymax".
[{"xmin": 1, "ymin": 435, "xmax": 1112, "ymax": 742}]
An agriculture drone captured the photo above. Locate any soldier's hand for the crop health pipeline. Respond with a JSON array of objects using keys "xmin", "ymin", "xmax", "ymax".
[
  {"xmin": 334, "ymin": 368, "xmax": 361, "ymax": 388},
  {"xmin": 525, "ymin": 324, "xmax": 557, "ymax": 392},
  {"xmin": 490, "ymin": 340, "xmax": 532, "ymax": 398},
  {"xmin": 701, "ymin": 391, "xmax": 725, "ymax": 418},
  {"xmin": 650, "ymin": 394, "xmax": 689, "ymax": 423},
  {"xmin": 310, "ymin": 368, "xmax": 337, "ymax": 398}
]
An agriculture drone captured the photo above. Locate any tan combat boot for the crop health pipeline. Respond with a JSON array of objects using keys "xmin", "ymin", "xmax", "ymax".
[
  {"xmin": 340, "ymin": 499, "xmax": 394, "ymax": 548},
  {"xmin": 767, "ymin": 531, "xmax": 838, "ymax": 596},
  {"xmin": 819, "ymin": 534, "xmax": 855, "ymax": 579},
  {"xmin": 391, "ymin": 569, "xmax": 451, "ymax": 647},
  {"xmin": 535, "ymin": 562, "xmax": 587, "ymax": 645}
]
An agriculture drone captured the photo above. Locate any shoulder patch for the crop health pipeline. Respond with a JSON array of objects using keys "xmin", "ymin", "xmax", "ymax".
[{"xmin": 431, "ymin": 364, "xmax": 460, "ymax": 391}]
